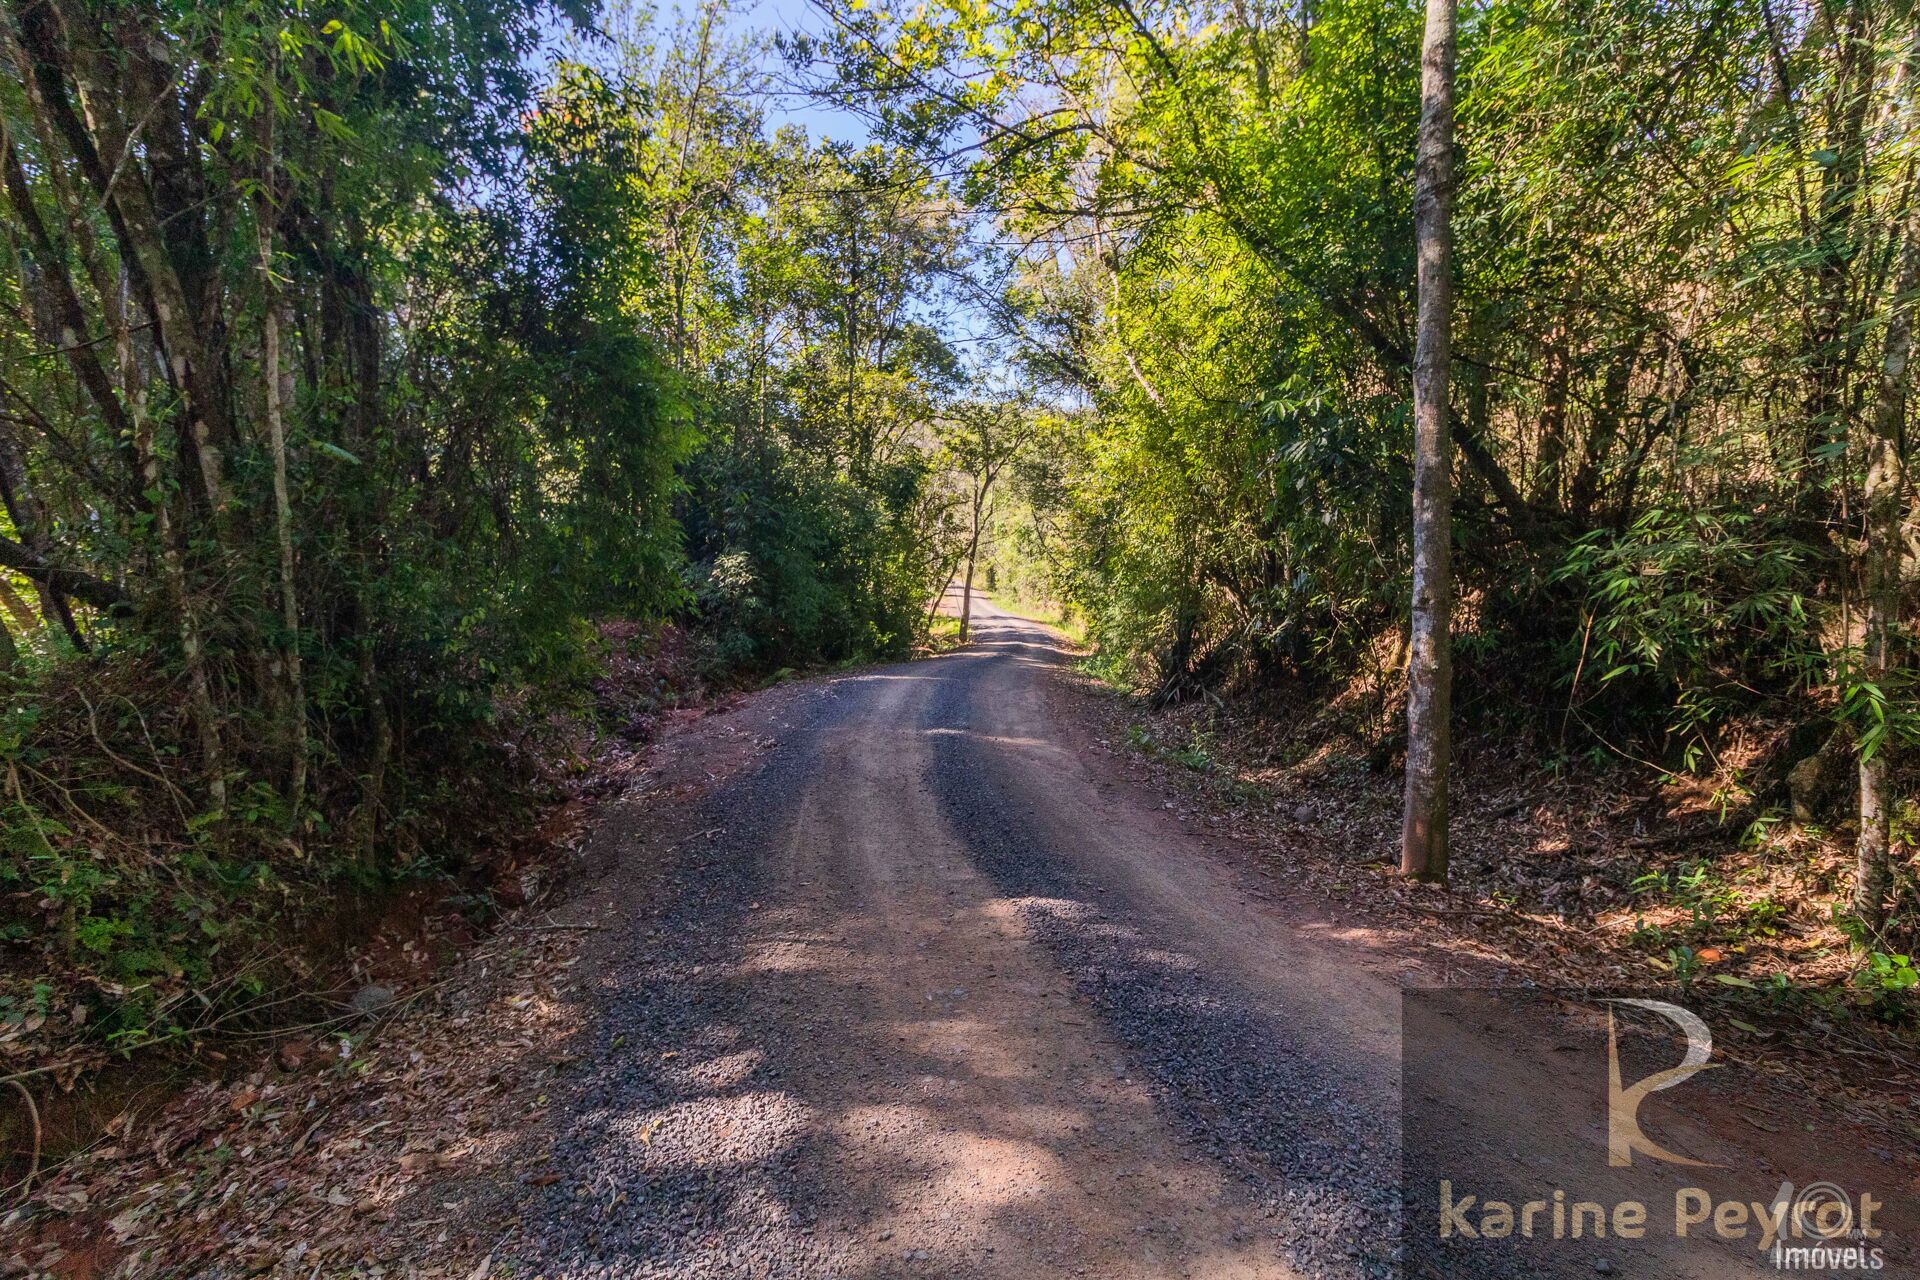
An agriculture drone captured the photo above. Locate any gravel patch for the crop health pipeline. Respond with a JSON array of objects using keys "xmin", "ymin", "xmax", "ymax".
[
  {"xmin": 924, "ymin": 642, "xmax": 1403, "ymax": 1280},
  {"xmin": 488, "ymin": 683, "xmax": 860, "ymax": 1280}
]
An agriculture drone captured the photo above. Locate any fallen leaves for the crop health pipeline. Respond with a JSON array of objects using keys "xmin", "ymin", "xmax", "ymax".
[
  {"xmin": 1083, "ymin": 668, "xmax": 1920, "ymax": 1143},
  {"xmin": 5, "ymin": 918, "xmax": 598, "ymax": 1276},
  {"xmin": 2, "ymin": 675, "xmax": 789, "ymax": 1277}
]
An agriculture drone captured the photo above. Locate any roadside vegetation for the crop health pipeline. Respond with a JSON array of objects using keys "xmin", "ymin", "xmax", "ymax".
[
  {"xmin": 903, "ymin": 0, "xmax": 1920, "ymax": 1020},
  {"xmin": 0, "ymin": 0, "xmax": 992, "ymax": 1096}
]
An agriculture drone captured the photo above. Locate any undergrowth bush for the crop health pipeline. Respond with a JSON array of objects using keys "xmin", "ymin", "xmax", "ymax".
[
  {"xmin": 0, "ymin": 644, "xmax": 588, "ymax": 1064},
  {"xmin": 681, "ymin": 433, "xmax": 944, "ymax": 676},
  {"xmin": 1553, "ymin": 508, "xmax": 1823, "ymax": 763}
]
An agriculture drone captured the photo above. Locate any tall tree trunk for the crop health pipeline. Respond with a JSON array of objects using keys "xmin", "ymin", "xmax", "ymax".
[
  {"xmin": 354, "ymin": 631, "xmax": 391, "ymax": 859},
  {"xmin": 1800, "ymin": 0, "xmax": 1875, "ymax": 507},
  {"xmin": 960, "ymin": 494, "xmax": 983, "ymax": 644},
  {"xmin": 12, "ymin": 0, "xmax": 231, "ymax": 517},
  {"xmin": 1532, "ymin": 294, "xmax": 1573, "ymax": 507},
  {"xmin": 117, "ymin": 263, "xmax": 224, "ymax": 809},
  {"xmin": 259, "ymin": 197, "xmax": 308, "ymax": 818},
  {"xmin": 1852, "ymin": 200, "xmax": 1919, "ymax": 937},
  {"xmin": 1401, "ymin": 0, "xmax": 1457, "ymax": 882},
  {"xmin": 0, "ymin": 128, "xmax": 136, "ymax": 452},
  {"xmin": 927, "ymin": 555, "xmax": 964, "ymax": 638},
  {"xmin": 1568, "ymin": 344, "xmax": 1637, "ymax": 524}
]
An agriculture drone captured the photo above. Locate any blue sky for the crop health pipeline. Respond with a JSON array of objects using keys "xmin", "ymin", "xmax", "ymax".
[
  {"xmin": 531, "ymin": 0, "xmax": 873, "ymax": 146},
  {"xmin": 527, "ymin": 0, "xmax": 1005, "ymax": 356},
  {"xmin": 750, "ymin": 0, "xmax": 874, "ymax": 144}
]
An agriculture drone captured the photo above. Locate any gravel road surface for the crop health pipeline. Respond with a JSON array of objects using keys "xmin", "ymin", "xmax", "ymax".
[{"xmin": 458, "ymin": 594, "xmax": 1896, "ymax": 1280}]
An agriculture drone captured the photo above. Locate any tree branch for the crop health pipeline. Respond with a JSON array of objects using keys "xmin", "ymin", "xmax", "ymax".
[{"xmin": 0, "ymin": 534, "xmax": 129, "ymax": 612}]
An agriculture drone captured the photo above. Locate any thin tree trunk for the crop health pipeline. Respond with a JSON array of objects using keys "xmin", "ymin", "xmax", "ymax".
[
  {"xmin": 960, "ymin": 509, "xmax": 981, "ymax": 643},
  {"xmin": 927, "ymin": 555, "xmax": 963, "ymax": 637},
  {"xmin": 1852, "ymin": 203, "xmax": 1919, "ymax": 937},
  {"xmin": 1800, "ymin": 0, "xmax": 1875, "ymax": 506},
  {"xmin": 258, "ymin": 164, "xmax": 307, "ymax": 818},
  {"xmin": 1401, "ymin": 0, "xmax": 1457, "ymax": 882},
  {"xmin": 1532, "ymin": 296, "xmax": 1574, "ymax": 507},
  {"xmin": 960, "ymin": 554, "xmax": 978, "ymax": 641},
  {"xmin": 0, "ymin": 128, "xmax": 136, "ymax": 449},
  {"xmin": 355, "ymin": 633, "xmax": 391, "ymax": 859},
  {"xmin": 0, "ymin": 422, "xmax": 85, "ymax": 650},
  {"xmin": 115, "ymin": 262, "xmax": 223, "ymax": 808},
  {"xmin": 958, "ymin": 460, "xmax": 1001, "ymax": 643},
  {"xmin": 13, "ymin": 3, "xmax": 231, "ymax": 518}
]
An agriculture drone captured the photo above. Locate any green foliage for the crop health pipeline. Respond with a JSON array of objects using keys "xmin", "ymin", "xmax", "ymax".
[
  {"xmin": 0, "ymin": 0, "xmax": 699, "ymax": 1051},
  {"xmin": 1662, "ymin": 943, "xmax": 1701, "ymax": 995},
  {"xmin": 1126, "ymin": 720, "xmax": 1219, "ymax": 772},
  {"xmin": 1856, "ymin": 951, "xmax": 1918, "ymax": 995},
  {"xmin": 573, "ymin": 9, "xmax": 973, "ymax": 676},
  {"xmin": 5, "ymin": 0, "xmax": 1917, "ymax": 1057},
  {"xmin": 0, "ymin": 0, "xmax": 987, "ymax": 1054},
  {"xmin": 801, "ymin": 0, "xmax": 1920, "ymax": 892},
  {"xmin": 1853, "ymin": 953, "xmax": 1918, "ymax": 1022},
  {"xmin": 1555, "ymin": 510, "xmax": 1819, "ymax": 754},
  {"xmin": 683, "ymin": 437, "xmax": 937, "ymax": 671}
]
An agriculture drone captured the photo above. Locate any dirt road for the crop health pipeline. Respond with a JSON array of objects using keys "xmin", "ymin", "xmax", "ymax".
[
  {"xmin": 399, "ymin": 589, "xmax": 1910, "ymax": 1280},
  {"xmin": 23, "ymin": 592, "xmax": 1898, "ymax": 1280}
]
